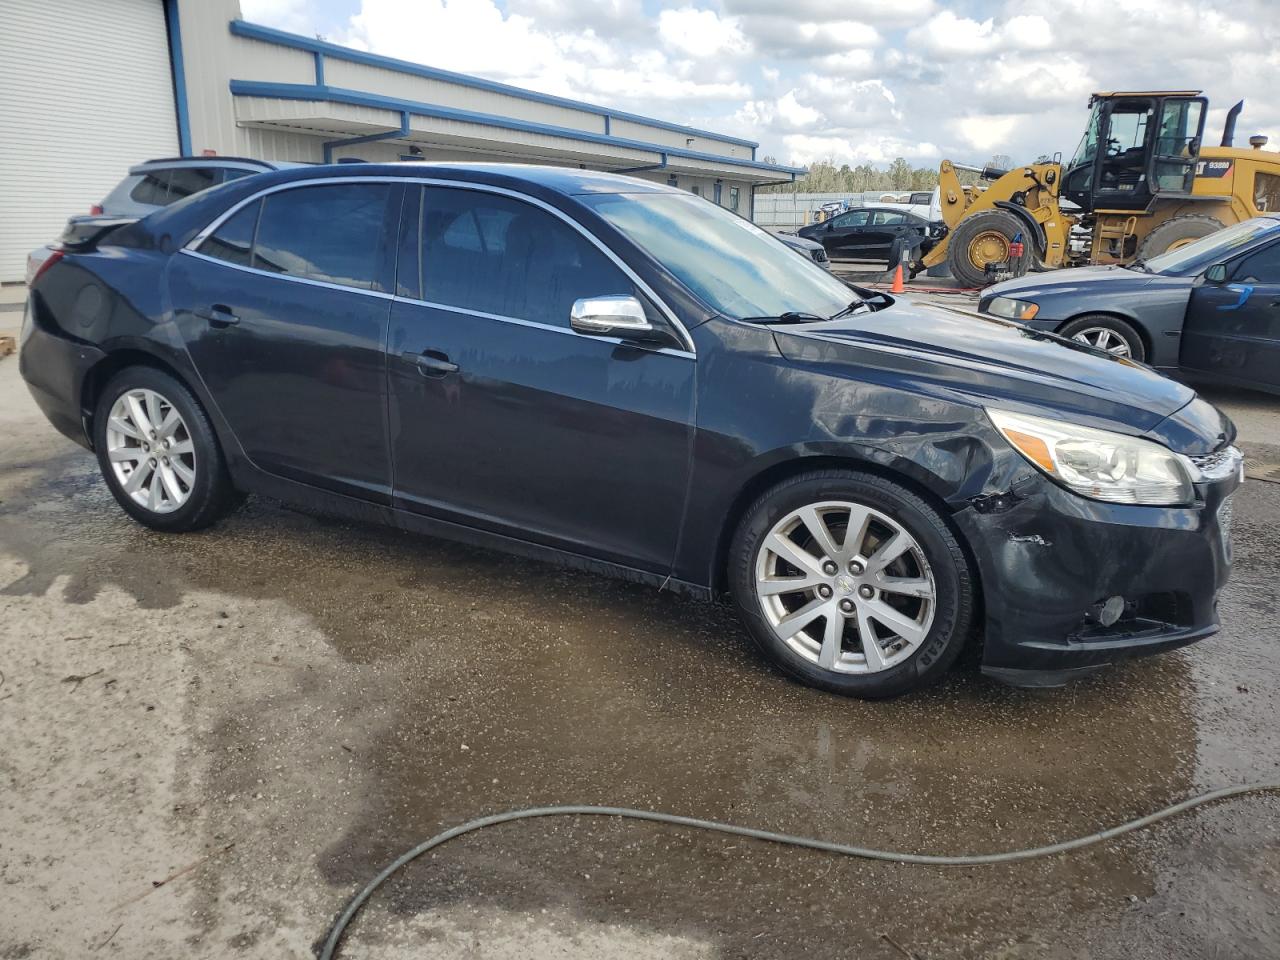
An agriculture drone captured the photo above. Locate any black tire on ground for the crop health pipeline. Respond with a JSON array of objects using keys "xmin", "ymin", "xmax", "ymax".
[
  {"xmin": 1056, "ymin": 313, "xmax": 1147, "ymax": 363},
  {"xmin": 93, "ymin": 366, "xmax": 240, "ymax": 532},
  {"xmin": 945, "ymin": 209, "xmax": 1026, "ymax": 288},
  {"xmin": 727, "ymin": 469, "xmax": 976, "ymax": 699},
  {"xmin": 1135, "ymin": 214, "xmax": 1224, "ymax": 260}
]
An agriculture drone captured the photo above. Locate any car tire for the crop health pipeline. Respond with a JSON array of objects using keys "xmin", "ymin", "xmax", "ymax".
[
  {"xmin": 93, "ymin": 366, "xmax": 240, "ymax": 532},
  {"xmin": 946, "ymin": 209, "xmax": 1025, "ymax": 288},
  {"xmin": 1057, "ymin": 314, "xmax": 1147, "ymax": 363},
  {"xmin": 1135, "ymin": 214, "xmax": 1224, "ymax": 261},
  {"xmin": 728, "ymin": 469, "xmax": 975, "ymax": 699}
]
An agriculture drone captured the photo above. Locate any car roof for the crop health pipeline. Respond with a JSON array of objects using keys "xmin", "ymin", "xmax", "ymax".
[
  {"xmin": 242, "ymin": 161, "xmax": 685, "ymax": 196},
  {"xmin": 128, "ymin": 156, "xmax": 305, "ymax": 173}
]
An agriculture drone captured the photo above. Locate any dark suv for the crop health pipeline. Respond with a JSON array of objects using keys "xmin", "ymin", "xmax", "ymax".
[{"xmin": 20, "ymin": 164, "xmax": 1241, "ymax": 698}]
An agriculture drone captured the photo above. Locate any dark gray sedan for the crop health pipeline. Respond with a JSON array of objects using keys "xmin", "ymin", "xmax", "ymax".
[{"xmin": 980, "ymin": 215, "xmax": 1280, "ymax": 395}]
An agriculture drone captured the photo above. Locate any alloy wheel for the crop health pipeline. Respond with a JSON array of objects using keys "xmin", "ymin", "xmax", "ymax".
[
  {"xmin": 1070, "ymin": 327, "xmax": 1132, "ymax": 358},
  {"xmin": 105, "ymin": 388, "xmax": 197, "ymax": 513},
  {"xmin": 754, "ymin": 501, "xmax": 935, "ymax": 674}
]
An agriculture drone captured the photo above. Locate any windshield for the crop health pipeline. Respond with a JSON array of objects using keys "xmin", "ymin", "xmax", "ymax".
[
  {"xmin": 582, "ymin": 192, "xmax": 854, "ymax": 320},
  {"xmin": 1144, "ymin": 217, "xmax": 1280, "ymax": 275}
]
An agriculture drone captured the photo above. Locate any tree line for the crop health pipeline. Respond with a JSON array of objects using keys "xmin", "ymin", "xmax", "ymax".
[{"xmin": 757, "ymin": 157, "xmax": 1002, "ymax": 194}]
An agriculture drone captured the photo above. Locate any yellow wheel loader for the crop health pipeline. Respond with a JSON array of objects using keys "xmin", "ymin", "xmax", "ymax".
[{"xmin": 922, "ymin": 91, "xmax": 1280, "ymax": 287}]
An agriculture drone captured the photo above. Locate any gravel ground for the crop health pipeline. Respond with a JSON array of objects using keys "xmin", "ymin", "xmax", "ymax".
[{"xmin": 1, "ymin": 351, "xmax": 1278, "ymax": 959}]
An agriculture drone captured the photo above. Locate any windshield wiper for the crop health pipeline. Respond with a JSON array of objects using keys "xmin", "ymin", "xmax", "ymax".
[
  {"xmin": 740, "ymin": 311, "xmax": 829, "ymax": 325},
  {"xmin": 827, "ymin": 298, "xmax": 867, "ymax": 321},
  {"xmin": 1127, "ymin": 258, "xmax": 1150, "ymax": 273}
]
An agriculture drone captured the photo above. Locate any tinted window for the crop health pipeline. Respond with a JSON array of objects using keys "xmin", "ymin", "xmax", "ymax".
[
  {"xmin": 129, "ymin": 171, "xmax": 171, "ymax": 205},
  {"xmin": 418, "ymin": 187, "xmax": 635, "ymax": 329},
  {"xmin": 584, "ymin": 192, "xmax": 854, "ymax": 321},
  {"xmin": 253, "ymin": 184, "xmax": 392, "ymax": 289},
  {"xmin": 1234, "ymin": 242, "xmax": 1280, "ymax": 283},
  {"xmin": 871, "ymin": 210, "xmax": 906, "ymax": 225},
  {"xmin": 166, "ymin": 166, "xmax": 221, "ymax": 200},
  {"xmin": 832, "ymin": 211, "xmax": 869, "ymax": 228},
  {"xmin": 198, "ymin": 200, "xmax": 259, "ymax": 267},
  {"xmin": 221, "ymin": 168, "xmax": 256, "ymax": 184}
]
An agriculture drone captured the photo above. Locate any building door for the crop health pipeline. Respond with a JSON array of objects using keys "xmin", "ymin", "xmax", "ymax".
[{"xmin": 0, "ymin": 0, "xmax": 180, "ymax": 283}]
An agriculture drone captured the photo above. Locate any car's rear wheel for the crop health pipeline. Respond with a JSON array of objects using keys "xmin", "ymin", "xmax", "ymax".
[
  {"xmin": 1057, "ymin": 314, "xmax": 1146, "ymax": 362},
  {"xmin": 728, "ymin": 470, "xmax": 975, "ymax": 698},
  {"xmin": 93, "ymin": 366, "xmax": 239, "ymax": 532}
]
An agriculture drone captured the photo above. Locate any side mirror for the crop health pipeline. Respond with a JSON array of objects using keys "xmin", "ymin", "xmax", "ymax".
[
  {"xmin": 570, "ymin": 295, "xmax": 655, "ymax": 339},
  {"xmin": 1204, "ymin": 263, "xmax": 1228, "ymax": 283}
]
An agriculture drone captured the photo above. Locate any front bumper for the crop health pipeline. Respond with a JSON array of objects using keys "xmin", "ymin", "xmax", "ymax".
[{"xmin": 955, "ymin": 466, "xmax": 1240, "ymax": 688}]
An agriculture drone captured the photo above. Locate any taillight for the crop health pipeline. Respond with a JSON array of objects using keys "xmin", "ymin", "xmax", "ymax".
[
  {"xmin": 90, "ymin": 204, "xmax": 104, "ymax": 216},
  {"xmin": 31, "ymin": 249, "xmax": 64, "ymax": 286}
]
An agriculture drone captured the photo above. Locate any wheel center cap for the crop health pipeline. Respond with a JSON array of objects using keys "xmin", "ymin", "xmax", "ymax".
[{"xmin": 834, "ymin": 574, "xmax": 856, "ymax": 595}]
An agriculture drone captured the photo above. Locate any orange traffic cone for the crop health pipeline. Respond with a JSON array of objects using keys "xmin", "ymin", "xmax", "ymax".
[{"xmin": 890, "ymin": 261, "xmax": 905, "ymax": 294}]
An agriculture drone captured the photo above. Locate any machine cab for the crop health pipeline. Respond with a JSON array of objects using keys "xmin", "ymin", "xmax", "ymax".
[{"xmin": 1063, "ymin": 92, "xmax": 1208, "ymax": 212}]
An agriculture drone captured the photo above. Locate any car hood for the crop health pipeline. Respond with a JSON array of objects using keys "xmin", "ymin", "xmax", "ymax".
[
  {"xmin": 769, "ymin": 295, "xmax": 1214, "ymax": 448},
  {"xmin": 986, "ymin": 264, "xmax": 1183, "ymax": 300}
]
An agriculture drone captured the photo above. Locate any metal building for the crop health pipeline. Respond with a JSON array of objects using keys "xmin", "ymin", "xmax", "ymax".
[{"xmin": 0, "ymin": 0, "xmax": 802, "ymax": 285}]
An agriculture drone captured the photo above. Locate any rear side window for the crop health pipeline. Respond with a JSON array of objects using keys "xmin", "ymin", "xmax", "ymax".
[
  {"xmin": 416, "ymin": 187, "xmax": 636, "ymax": 329},
  {"xmin": 129, "ymin": 171, "xmax": 171, "ymax": 205},
  {"xmin": 871, "ymin": 210, "xmax": 906, "ymax": 225},
  {"xmin": 251, "ymin": 183, "xmax": 394, "ymax": 290},
  {"xmin": 166, "ymin": 166, "xmax": 221, "ymax": 200},
  {"xmin": 198, "ymin": 200, "xmax": 259, "ymax": 267}
]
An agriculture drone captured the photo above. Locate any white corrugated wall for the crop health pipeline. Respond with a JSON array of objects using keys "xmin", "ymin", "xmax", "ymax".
[{"xmin": 0, "ymin": 0, "xmax": 179, "ymax": 282}]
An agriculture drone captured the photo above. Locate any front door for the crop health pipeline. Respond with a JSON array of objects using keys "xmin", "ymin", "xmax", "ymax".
[
  {"xmin": 1181, "ymin": 238, "xmax": 1280, "ymax": 392},
  {"xmin": 823, "ymin": 209, "xmax": 870, "ymax": 259},
  {"xmin": 169, "ymin": 181, "xmax": 400, "ymax": 501},
  {"xmin": 386, "ymin": 185, "xmax": 695, "ymax": 572}
]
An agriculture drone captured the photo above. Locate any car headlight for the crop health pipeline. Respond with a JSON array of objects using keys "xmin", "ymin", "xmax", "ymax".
[
  {"xmin": 987, "ymin": 408, "xmax": 1194, "ymax": 506},
  {"xmin": 985, "ymin": 296, "xmax": 1039, "ymax": 321}
]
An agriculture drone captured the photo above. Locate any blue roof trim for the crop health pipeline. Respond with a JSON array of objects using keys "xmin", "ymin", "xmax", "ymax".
[
  {"xmin": 229, "ymin": 80, "xmax": 807, "ymax": 176},
  {"xmin": 230, "ymin": 19, "xmax": 760, "ymax": 151}
]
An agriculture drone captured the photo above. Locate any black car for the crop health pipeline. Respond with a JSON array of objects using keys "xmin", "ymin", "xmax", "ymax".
[
  {"xmin": 20, "ymin": 164, "xmax": 1241, "ymax": 698},
  {"xmin": 980, "ymin": 215, "xmax": 1280, "ymax": 395},
  {"xmin": 797, "ymin": 205, "xmax": 941, "ymax": 263}
]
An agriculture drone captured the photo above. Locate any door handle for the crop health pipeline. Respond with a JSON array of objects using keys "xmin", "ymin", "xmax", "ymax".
[
  {"xmin": 196, "ymin": 304, "xmax": 239, "ymax": 326},
  {"xmin": 401, "ymin": 349, "xmax": 459, "ymax": 377}
]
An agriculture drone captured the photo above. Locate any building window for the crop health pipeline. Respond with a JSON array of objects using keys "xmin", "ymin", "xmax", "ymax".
[
  {"xmin": 667, "ymin": 174, "xmax": 678, "ymax": 188},
  {"xmin": 692, "ymin": 185, "xmax": 702, "ymax": 197},
  {"xmin": 713, "ymin": 181, "xmax": 723, "ymax": 205},
  {"xmin": 729, "ymin": 186, "xmax": 740, "ymax": 212}
]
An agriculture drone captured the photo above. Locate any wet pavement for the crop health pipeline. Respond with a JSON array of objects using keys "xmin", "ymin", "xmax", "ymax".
[{"xmin": 1, "ymin": 355, "xmax": 1278, "ymax": 959}]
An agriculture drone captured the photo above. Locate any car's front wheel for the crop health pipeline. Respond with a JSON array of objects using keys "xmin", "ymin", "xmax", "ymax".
[
  {"xmin": 1057, "ymin": 314, "xmax": 1146, "ymax": 363},
  {"xmin": 93, "ymin": 366, "xmax": 240, "ymax": 532},
  {"xmin": 728, "ymin": 469, "xmax": 975, "ymax": 698}
]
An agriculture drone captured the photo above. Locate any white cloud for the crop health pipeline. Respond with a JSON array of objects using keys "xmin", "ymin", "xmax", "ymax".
[{"xmin": 657, "ymin": 7, "xmax": 749, "ymax": 59}]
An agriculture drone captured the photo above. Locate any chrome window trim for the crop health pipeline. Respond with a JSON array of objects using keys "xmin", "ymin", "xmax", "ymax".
[
  {"xmin": 392, "ymin": 294, "xmax": 695, "ymax": 359},
  {"xmin": 179, "ymin": 249, "xmax": 396, "ymax": 299},
  {"xmin": 183, "ymin": 175, "xmax": 695, "ymax": 354}
]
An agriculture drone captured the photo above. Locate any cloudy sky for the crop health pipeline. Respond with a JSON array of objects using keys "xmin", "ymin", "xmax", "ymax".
[{"xmin": 240, "ymin": 0, "xmax": 1280, "ymax": 169}]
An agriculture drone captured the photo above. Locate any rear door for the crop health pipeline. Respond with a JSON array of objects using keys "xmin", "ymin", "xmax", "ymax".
[
  {"xmin": 385, "ymin": 184, "xmax": 695, "ymax": 571},
  {"xmin": 1181, "ymin": 238, "xmax": 1280, "ymax": 391},
  {"xmin": 866, "ymin": 210, "xmax": 910, "ymax": 259},
  {"xmin": 169, "ymin": 181, "xmax": 401, "ymax": 501}
]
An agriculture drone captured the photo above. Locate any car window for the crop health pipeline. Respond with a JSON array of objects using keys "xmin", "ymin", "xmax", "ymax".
[
  {"xmin": 197, "ymin": 200, "xmax": 259, "ymax": 267},
  {"xmin": 129, "ymin": 170, "xmax": 171, "ymax": 206},
  {"xmin": 832, "ymin": 211, "xmax": 869, "ymax": 228},
  {"xmin": 871, "ymin": 210, "xmax": 906, "ymax": 226},
  {"xmin": 252, "ymin": 183, "xmax": 393, "ymax": 290},
  {"xmin": 418, "ymin": 187, "xmax": 639, "ymax": 329},
  {"xmin": 1233, "ymin": 242, "xmax": 1280, "ymax": 283},
  {"xmin": 166, "ymin": 166, "xmax": 222, "ymax": 200},
  {"xmin": 583, "ymin": 191, "xmax": 855, "ymax": 321},
  {"xmin": 221, "ymin": 168, "xmax": 257, "ymax": 184}
]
